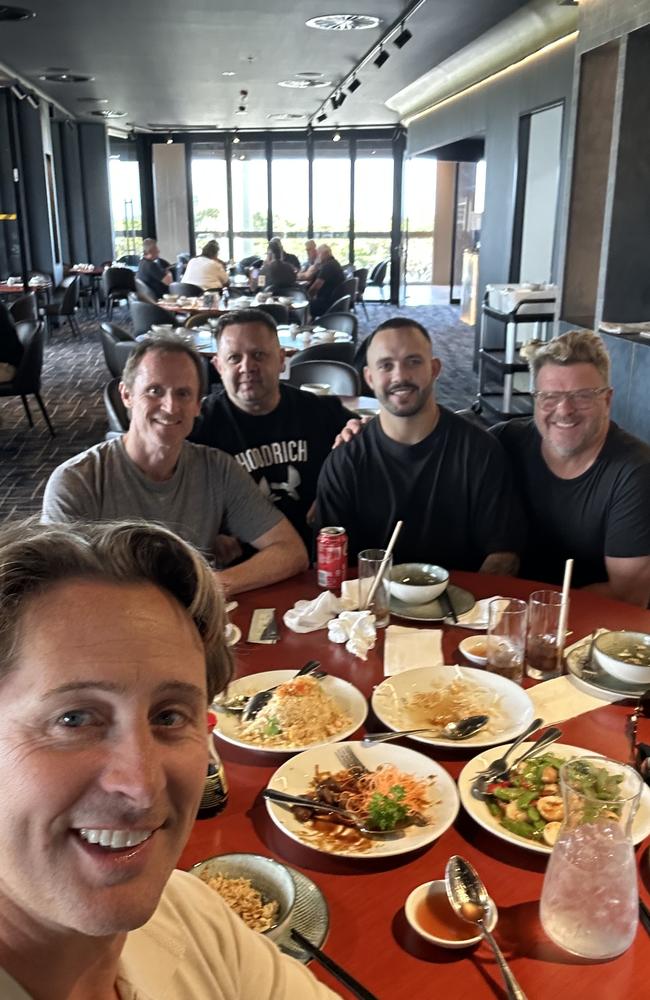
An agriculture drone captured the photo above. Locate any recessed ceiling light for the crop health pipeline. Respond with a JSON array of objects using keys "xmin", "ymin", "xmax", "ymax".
[
  {"xmin": 40, "ymin": 72, "xmax": 94, "ymax": 83},
  {"xmin": 222, "ymin": 71, "xmax": 236, "ymax": 76},
  {"xmin": 238, "ymin": 154, "xmax": 245, "ymax": 160},
  {"xmin": 332, "ymin": 132, "xmax": 342, "ymax": 142},
  {"xmin": 90, "ymin": 109, "xmax": 127, "ymax": 118},
  {"xmin": 306, "ymin": 14, "xmax": 381, "ymax": 31},
  {"xmin": 267, "ymin": 112, "xmax": 307, "ymax": 121},
  {"xmin": 278, "ymin": 79, "xmax": 331, "ymax": 89},
  {"xmin": 232, "ymin": 135, "xmax": 240, "ymax": 144},
  {"xmin": 0, "ymin": 6, "xmax": 36, "ymax": 21}
]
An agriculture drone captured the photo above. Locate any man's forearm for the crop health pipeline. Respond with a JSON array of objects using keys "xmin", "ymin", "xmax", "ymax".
[
  {"xmin": 215, "ymin": 539, "xmax": 308, "ymax": 595},
  {"xmin": 479, "ymin": 552, "xmax": 520, "ymax": 576},
  {"xmin": 582, "ymin": 579, "xmax": 650, "ymax": 608}
]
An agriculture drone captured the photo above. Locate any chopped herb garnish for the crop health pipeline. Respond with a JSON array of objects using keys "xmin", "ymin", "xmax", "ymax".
[
  {"xmin": 264, "ymin": 717, "xmax": 281, "ymax": 737},
  {"xmin": 367, "ymin": 785, "xmax": 408, "ymax": 831}
]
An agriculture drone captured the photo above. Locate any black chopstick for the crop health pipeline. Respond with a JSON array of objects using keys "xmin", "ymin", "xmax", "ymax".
[
  {"xmin": 639, "ymin": 898, "xmax": 650, "ymax": 935},
  {"xmin": 290, "ymin": 929, "xmax": 380, "ymax": 1000},
  {"xmin": 440, "ymin": 589, "xmax": 458, "ymax": 623}
]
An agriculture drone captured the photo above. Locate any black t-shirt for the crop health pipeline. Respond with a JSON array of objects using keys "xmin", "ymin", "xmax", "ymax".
[
  {"xmin": 317, "ymin": 408, "xmax": 526, "ymax": 569},
  {"xmin": 190, "ymin": 383, "xmax": 353, "ymax": 548},
  {"xmin": 312, "ymin": 258, "xmax": 344, "ymax": 312},
  {"xmin": 137, "ymin": 258, "xmax": 168, "ymax": 299},
  {"xmin": 491, "ymin": 417, "xmax": 650, "ymax": 587},
  {"xmin": 0, "ymin": 302, "xmax": 23, "ymax": 368},
  {"xmin": 261, "ymin": 259, "xmax": 296, "ymax": 289}
]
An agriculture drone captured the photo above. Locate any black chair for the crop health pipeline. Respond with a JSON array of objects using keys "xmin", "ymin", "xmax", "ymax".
[
  {"xmin": 331, "ymin": 277, "xmax": 358, "ymax": 306},
  {"xmin": 134, "ymin": 277, "xmax": 158, "ymax": 303},
  {"xmin": 116, "ymin": 254, "xmax": 140, "ymax": 267},
  {"xmin": 129, "ymin": 301, "xmax": 182, "ymax": 337},
  {"xmin": 169, "ymin": 281, "xmax": 204, "ymax": 297},
  {"xmin": 100, "ymin": 322, "xmax": 136, "ymax": 378},
  {"xmin": 367, "ymin": 259, "xmax": 390, "ymax": 300},
  {"xmin": 103, "ymin": 378, "xmax": 130, "ymax": 436},
  {"xmin": 354, "ymin": 268, "xmax": 369, "ymax": 318},
  {"xmin": 269, "ymin": 284, "xmax": 309, "ymax": 301},
  {"xmin": 258, "ymin": 302, "xmax": 290, "ymax": 325},
  {"xmin": 317, "ymin": 311, "xmax": 358, "ymax": 343},
  {"xmin": 319, "ymin": 294, "xmax": 352, "ymax": 317},
  {"xmin": 102, "ymin": 267, "xmax": 136, "ymax": 319},
  {"xmin": 43, "ymin": 276, "xmax": 81, "ymax": 337},
  {"xmin": 9, "ymin": 293, "xmax": 38, "ymax": 323},
  {"xmin": 289, "ymin": 342, "xmax": 355, "ymax": 366},
  {"xmin": 0, "ymin": 321, "xmax": 54, "ymax": 435},
  {"xmin": 342, "ymin": 263, "xmax": 355, "ymax": 280},
  {"xmin": 353, "ymin": 338, "xmax": 374, "ymax": 397},
  {"xmin": 288, "ymin": 360, "xmax": 360, "ymax": 395}
]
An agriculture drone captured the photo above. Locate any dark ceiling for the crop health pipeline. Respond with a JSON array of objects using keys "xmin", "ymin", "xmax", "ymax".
[{"xmin": 0, "ymin": 0, "xmax": 531, "ymax": 131}]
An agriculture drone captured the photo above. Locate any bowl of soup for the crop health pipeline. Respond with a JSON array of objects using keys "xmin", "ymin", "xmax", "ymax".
[
  {"xmin": 389, "ymin": 563, "xmax": 449, "ymax": 604},
  {"xmin": 593, "ymin": 631, "xmax": 650, "ymax": 685},
  {"xmin": 405, "ymin": 879, "xmax": 497, "ymax": 949}
]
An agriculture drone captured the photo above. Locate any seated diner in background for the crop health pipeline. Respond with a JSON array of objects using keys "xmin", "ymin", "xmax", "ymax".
[
  {"xmin": 182, "ymin": 239, "xmax": 228, "ymax": 290},
  {"xmin": 0, "ymin": 301, "xmax": 23, "ymax": 382},
  {"xmin": 317, "ymin": 317, "xmax": 525, "ymax": 572},
  {"xmin": 41, "ymin": 332, "xmax": 308, "ymax": 594},
  {"xmin": 0, "ymin": 518, "xmax": 340, "ymax": 1000},
  {"xmin": 255, "ymin": 242, "xmax": 296, "ymax": 292},
  {"xmin": 268, "ymin": 236, "xmax": 300, "ymax": 273},
  {"xmin": 136, "ymin": 237, "xmax": 173, "ymax": 299},
  {"xmin": 297, "ymin": 239, "xmax": 318, "ymax": 282},
  {"xmin": 492, "ymin": 329, "xmax": 650, "ymax": 607},
  {"xmin": 308, "ymin": 245, "xmax": 344, "ymax": 319},
  {"xmin": 190, "ymin": 308, "xmax": 357, "ymax": 552}
]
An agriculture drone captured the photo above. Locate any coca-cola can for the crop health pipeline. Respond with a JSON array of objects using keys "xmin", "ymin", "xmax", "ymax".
[{"xmin": 317, "ymin": 526, "xmax": 348, "ymax": 590}]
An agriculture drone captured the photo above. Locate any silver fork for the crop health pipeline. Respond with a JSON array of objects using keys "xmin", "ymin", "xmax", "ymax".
[{"xmin": 335, "ymin": 745, "xmax": 370, "ymax": 774}]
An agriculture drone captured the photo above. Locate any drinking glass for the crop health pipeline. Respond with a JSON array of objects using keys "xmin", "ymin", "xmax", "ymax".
[
  {"xmin": 526, "ymin": 590, "xmax": 563, "ymax": 680},
  {"xmin": 486, "ymin": 598, "xmax": 527, "ymax": 683},
  {"xmin": 540, "ymin": 756, "xmax": 642, "ymax": 959},
  {"xmin": 358, "ymin": 548, "xmax": 391, "ymax": 628}
]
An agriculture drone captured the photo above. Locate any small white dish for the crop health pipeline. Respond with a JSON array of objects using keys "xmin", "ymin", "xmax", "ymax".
[
  {"xmin": 389, "ymin": 563, "xmax": 449, "ymax": 604},
  {"xmin": 225, "ymin": 623, "xmax": 241, "ymax": 647},
  {"xmin": 405, "ymin": 879, "xmax": 497, "ymax": 948},
  {"xmin": 459, "ymin": 635, "xmax": 488, "ymax": 666}
]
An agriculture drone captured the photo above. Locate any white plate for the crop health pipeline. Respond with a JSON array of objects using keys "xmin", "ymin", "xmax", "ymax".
[
  {"xmin": 459, "ymin": 636, "xmax": 488, "ymax": 666},
  {"xmin": 458, "ymin": 742, "xmax": 650, "ymax": 855},
  {"xmin": 371, "ymin": 665, "xmax": 534, "ymax": 749},
  {"xmin": 266, "ymin": 741, "xmax": 459, "ymax": 858},
  {"xmin": 213, "ymin": 670, "xmax": 367, "ymax": 753}
]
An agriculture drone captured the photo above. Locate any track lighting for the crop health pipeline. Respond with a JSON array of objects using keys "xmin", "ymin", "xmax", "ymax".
[
  {"xmin": 348, "ymin": 76, "xmax": 361, "ymax": 93},
  {"xmin": 374, "ymin": 46, "xmax": 390, "ymax": 68},
  {"xmin": 393, "ymin": 23, "xmax": 412, "ymax": 48}
]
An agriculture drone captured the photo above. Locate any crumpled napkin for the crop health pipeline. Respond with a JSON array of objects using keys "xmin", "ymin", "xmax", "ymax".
[
  {"xmin": 283, "ymin": 591, "xmax": 349, "ymax": 633},
  {"xmin": 384, "ymin": 625, "xmax": 444, "ymax": 676},
  {"xmin": 328, "ymin": 609, "xmax": 376, "ymax": 660}
]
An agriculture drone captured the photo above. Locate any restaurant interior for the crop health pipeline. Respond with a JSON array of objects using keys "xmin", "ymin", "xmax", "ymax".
[{"xmin": 1, "ymin": 1, "xmax": 650, "ymax": 997}]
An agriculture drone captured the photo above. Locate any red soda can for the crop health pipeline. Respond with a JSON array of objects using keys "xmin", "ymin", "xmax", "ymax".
[{"xmin": 317, "ymin": 526, "xmax": 348, "ymax": 590}]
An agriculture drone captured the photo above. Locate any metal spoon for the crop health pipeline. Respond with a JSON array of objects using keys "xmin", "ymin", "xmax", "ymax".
[
  {"xmin": 362, "ymin": 714, "xmax": 489, "ymax": 746},
  {"xmin": 263, "ymin": 788, "xmax": 405, "ymax": 839},
  {"xmin": 446, "ymin": 856, "xmax": 527, "ymax": 1000},
  {"xmin": 471, "ymin": 717, "xmax": 544, "ymax": 781},
  {"xmin": 215, "ymin": 660, "xmax": 321, "ymax": 715},
  {"xmin": 471, "ymin": 725, "xmax": 563, "ymax": 800}
]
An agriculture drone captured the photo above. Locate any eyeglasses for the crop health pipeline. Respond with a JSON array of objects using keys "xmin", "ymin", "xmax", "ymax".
[
  {"xmin": 531, "ymin": 387, "xmax": 610, "ymax": 411},
  {"xmin": 626, "ymin": 689, "xmax": 650, "ymax": 780}
]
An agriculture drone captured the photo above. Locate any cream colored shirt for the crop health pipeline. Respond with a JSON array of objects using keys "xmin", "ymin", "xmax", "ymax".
[{"xmin": 182, "ymin": 255, "xmax": 228, "ymax": 290}]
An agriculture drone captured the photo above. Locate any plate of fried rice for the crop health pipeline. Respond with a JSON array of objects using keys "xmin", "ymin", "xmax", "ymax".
[{"xmin": 213, "ymin": 671, "xmax": 367, "ymax": 752}]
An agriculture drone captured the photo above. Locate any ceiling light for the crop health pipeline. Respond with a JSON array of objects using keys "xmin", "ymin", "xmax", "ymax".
[
  {"xmin": 222, "ymin": 71, "xmax": 236, "ymax": 76},
  {"xmin": 0, "ymin": 6, "xmax": 36, "ymax": 21},
  {"xmin": 348, "ymin": 76, "xmax": 361, "ymax": 93},
  {"xmin": 316, "ymin": 111, "xmax": 328, "ymax": 123},
  {"xmin": 238, "ymin": 154, "xmax": 245, "ymax": 160},
  {"xmin": 166, "ymin": 134, "xmax": 173, "ymax": 144},
  {"xmin": 336, "ymin": 90, "xmax": 347, "ymax": 107},
  {"xmin": 306, "ymin": 14, "xmax": 381, "ymax": 31},
  {"xmin": 393, "ymin": 23, "xmax": 412, "ymax": 48},
  {"xmin": 374, "ymin": 45, "xmax": 389, "ymax": 68},
  {"xmin": 278, "ymin": 79, "xmax": 331, "ymax": 89},
  {"xmin": 267, "ymin": 112, "xmax": 307, "ymax": 121},
  {"xmin": 90, "ymin": 109, "xmax": 127, "ymax": 118},
  {"xmin": 333, "ymin": 132, "xmax": 341, "ymax": 142},
  {"xmin": 232, "ymin": 135, "xmax": 240, "ymax": 144},
  {"xmin": 39, "ymin": 72, "xmax": 94, "ymax": 83}
]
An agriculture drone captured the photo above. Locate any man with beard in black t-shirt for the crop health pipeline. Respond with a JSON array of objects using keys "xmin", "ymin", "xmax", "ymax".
[
  {"xmin": 317, "ymin": 318, "xmax": 525, "ymax": 572},
  {"xmin": 190, "ymin": 309, "xmax": 355, "ymax": 558}
]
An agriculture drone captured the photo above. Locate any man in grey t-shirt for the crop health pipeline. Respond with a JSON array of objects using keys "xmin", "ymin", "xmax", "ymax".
[{"xmin": 42, "ymin": 334, "xmax": 308, "ymax": 594}]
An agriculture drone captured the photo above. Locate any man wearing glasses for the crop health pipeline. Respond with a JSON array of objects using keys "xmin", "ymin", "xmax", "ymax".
[{"xmin": 492, "ymin": 330, "xmax": 650, "ymax": 606}]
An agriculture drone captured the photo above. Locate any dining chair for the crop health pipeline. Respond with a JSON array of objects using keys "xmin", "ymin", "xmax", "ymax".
[
  {"xmin": 103, "ymin": 378, "xmax": 130, "ymax": 436},
  {"xmin": 43, "ymin": 276, "xmax": 81, "ymax": 338},
  {"xmin": 8, "ymin": 293, "xmax": 38, "ymax": 323},
  {"xmin": 129, "ymin": 301, "xmax": 182, "ymax": 337},
  {"xmin": 102, "ymin": 267, "xmax": 136, "ymax": 319},
  {"xmin": 268, "ymin": 284, "xmax": 308, "ymax": 302},
  {"xmin": 0, "ymin": 320, "xmax": 54, "ymax": 435},
  {"xmin": 288, "ymin": 342, "xmax": 355, "ymax": 366},
  {"xmin": 320, "ymin": 294, "xmax": 352, "ymax": 317},
  {"xmin": 288, "ymin": 360, "xmax": 360, "ymax": 396},
  {"xmin": 169, "ymin": 281, "xmax": 204, "ymax": 297},
  {"xmin": 258, "ymin": 302, "xmax": 290, "ymax": 325},
  {"xmin": 184, "ymin": 312, "xmax": 216, "ymax": 329},
  {"xmin": 319, "ymin": 311, "xmax": 358, "ymax": 343},
  {"xmin": 134, "ymin": 277, "xmax": 158, "ymax": 304},
  {"xmin": 354, "ymin": 268, "xmax": 369, "ymax": 318},
  {"xmin": 331, "ymin": 277, "xmax": 358, "ymax": 307},
  {"xmin": 366, "ymin": 259, "xmax": 390, "ymax": 301},
  {"xmin": 99, "ymin": 322, "xmax": 136, "ymax": 378}
]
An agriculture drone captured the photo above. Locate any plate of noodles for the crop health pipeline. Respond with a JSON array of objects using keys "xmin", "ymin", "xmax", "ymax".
[
  {"xmin": 265, "ymin": 741, "xmax": 459, "ymax": 858},
  {"xmin": 371, "ymin": 665, "xmax": 534, "ymax": 749},
  {"xmin": 213, "ymin": 671, "xmax": 367, "ymax": 752}
]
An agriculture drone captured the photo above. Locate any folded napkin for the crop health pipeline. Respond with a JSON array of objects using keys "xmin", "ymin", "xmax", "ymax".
[
  {"xmin": 283, "ymin": 591, "xmax": 349, "ymax": 633},
  {"xmin": 384, "ymin": 625, "xmax": 444, "ymax": 677},
  {"xmin": 448, "ymin": 596, "xmax": 503, "ymax": 630},
  {"xmin": 328, "ymin": 610, "xmax": 376, "ymax": 660},
  {"xmin": 529, "ymin": 629, "xmax": 621, "ymax": 723}
]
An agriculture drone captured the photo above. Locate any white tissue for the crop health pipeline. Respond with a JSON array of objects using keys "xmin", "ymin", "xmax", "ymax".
[{"xmin": 327, "ymin": 609, "xmax": 376, "ymax": 660}]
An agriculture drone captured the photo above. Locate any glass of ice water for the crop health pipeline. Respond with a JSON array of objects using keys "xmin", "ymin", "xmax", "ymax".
[
  {"xmin": 486, "ymin": 598, "xmax": 527, "ymax": 683},
  {"xmin": 540, "ymin": 756, "xmax": 642, "ymax": 960}
]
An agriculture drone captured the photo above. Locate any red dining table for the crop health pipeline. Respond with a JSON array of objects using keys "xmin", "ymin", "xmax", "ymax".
[{"xmin": 178, "ymin": 571, "xmax": 650, "ymax": 999}]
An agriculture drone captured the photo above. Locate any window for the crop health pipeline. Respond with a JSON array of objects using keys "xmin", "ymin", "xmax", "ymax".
[
  {"xmin": 354, "ymin": 139, "xmax": 393, "ymax": 275},
  {"xmin": 191, "ymin": 142, "xmax": 228, "ymax": 250},
  {"xmin": 231, "ymin": 141, "xmax": 268, "ymax": 261},
  {"xmin": 313, "ymin": 138, "xmax": 350, "ymax": 263},
  {"xmin": 403, "ymin": 156, "xmax": 436, "ymax": 283},
  {"xmin": 271, "ymin": 139, "xmax": 308, "ymax": 260},
  {"xmin": 108, "ymin": 139, "xmax": 142, "ymax": 260}
]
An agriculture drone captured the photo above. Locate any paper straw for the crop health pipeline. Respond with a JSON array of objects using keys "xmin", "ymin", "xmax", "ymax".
[
  {"xmin": 556, "ymin": 558, "xmax": 574, "ymax": 666},
  {"xmin": 364, "ymin": 520, "xmax": 403, "ymax": 610}
]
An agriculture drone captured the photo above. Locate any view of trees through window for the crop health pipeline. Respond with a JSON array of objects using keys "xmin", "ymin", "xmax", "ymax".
[
  {"xmin": 403, "ymin": 156, "xmax": 437, "ymax": 283},
  {"xmin": 108, "ymin": 140, "xmax": 142, "ymax": 259}
]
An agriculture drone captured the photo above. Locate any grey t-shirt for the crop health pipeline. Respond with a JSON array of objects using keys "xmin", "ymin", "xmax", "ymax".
[{"xmin": 42, "ymin": 438, "xmax": 283, "ymax": 564}]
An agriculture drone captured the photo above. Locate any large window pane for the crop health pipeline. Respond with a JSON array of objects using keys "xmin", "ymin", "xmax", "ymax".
[
  {"xmin": 271, "ymin": 140, "xmax": 308, "ymax": 260},
  {"xmin": 403, "ymin": 155, "xmax": 436, "ymax": 284},
  {"xmin": 231, "ymin": 141, "xmax": 268, "ymax": 246},
  {"xmin": 354, "ymin": 138, "xmax": 393, "ymax": 277},
  {"xmin": 313, "ymin": 139, "xmax": 350, "ymax": 262},
  {"xmin": 191, "ymin": 142, "xmax": 228, "ymax": 247},
  {"xmin": 108, "ymin": 138, "xmax": 142, "ymax": 259}
]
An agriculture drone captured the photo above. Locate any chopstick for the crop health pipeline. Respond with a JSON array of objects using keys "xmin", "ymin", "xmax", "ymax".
[
  {"xmin": 290, "ymin": 929, "xmax": 380, "ymax": 1000},
  {"xmin": 440, "ymin": 588, "xmax": 458, "ymax": 623},
  {"xmin": 639, "ymin": 898, "xmax": 650, "ymax": 935},
  {"xmin": 363, "ymin": 520, "xmax": 403, "ymax": 610}
]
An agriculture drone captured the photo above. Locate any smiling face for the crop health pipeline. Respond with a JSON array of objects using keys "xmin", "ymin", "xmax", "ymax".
[
  {"xmin": 120, "ymin": 349, "xmax": 202, "ymax": 455},
  {"xmin": 534, "ymin": 362, "xmax": 612, "ymax": 461},
  {"xmin": 215, "ymin": 322, "xmax": 284, "ymax": 415},
  {"xmin": 365, "ymin": 325, "xmax": 440, "ymax": 418},
  {"xmin": 0, "ymin": 578, "xmax": 208, "ymax": 938}
]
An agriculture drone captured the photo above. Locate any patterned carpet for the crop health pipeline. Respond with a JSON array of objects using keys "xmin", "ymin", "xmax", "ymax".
[{"xmin": 0, "ymin": 301, "xmax": 478, "ymax": 523}]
